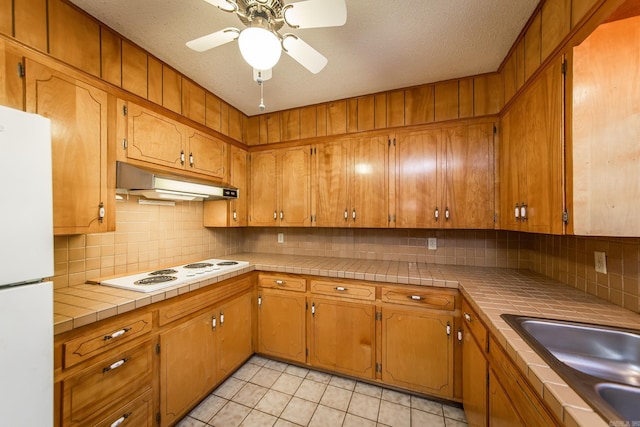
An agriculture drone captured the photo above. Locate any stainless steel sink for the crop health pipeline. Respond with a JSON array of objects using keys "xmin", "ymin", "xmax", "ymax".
[{"xmin": 502, "ymin": 314, "xmax": 640, "ymax": 423}]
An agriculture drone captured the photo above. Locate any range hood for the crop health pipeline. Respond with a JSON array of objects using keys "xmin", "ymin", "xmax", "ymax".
[{"xmin": 116, "ymin": 162, "xmax": 238, "ymax": 201}]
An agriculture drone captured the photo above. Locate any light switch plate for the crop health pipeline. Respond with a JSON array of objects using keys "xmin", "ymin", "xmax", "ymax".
[
  {"xmin": 428, "ymin": 238, "xmax": 437, "ymax": 250},
  {"xmin": 277, "ymin": 233, "xmax": 284, "ymax": 244},
  {"xmin": 594, "ymin": 251, "xmax": 607, "ymax": 274}
]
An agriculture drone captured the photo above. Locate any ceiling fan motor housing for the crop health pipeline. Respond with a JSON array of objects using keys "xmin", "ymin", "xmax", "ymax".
[{"xmin": 237, "ymin": 0, "xmax": 285, "ymax": 32}]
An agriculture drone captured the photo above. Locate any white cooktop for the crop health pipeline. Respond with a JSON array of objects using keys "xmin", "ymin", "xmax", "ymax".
[{"xmin": 99, "ymin": 259, "xmax": 249, "ymax": 293}]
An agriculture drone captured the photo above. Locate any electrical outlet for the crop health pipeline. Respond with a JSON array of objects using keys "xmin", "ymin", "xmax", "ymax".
[
  {"xmin": 594, "ymin": 251, "xmax": 607, "ymax": 274},
  {"xmin": 277, "ymin": 233, "xmax": 284, "ymax": 244},
  {"xmin": 428, "ymin": 238, "xmax": 437, "ymax": 250}
]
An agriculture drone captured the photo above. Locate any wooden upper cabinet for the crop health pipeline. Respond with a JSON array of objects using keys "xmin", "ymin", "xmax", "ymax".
[
  {"xmin": 182, "ymin": 79, "xmax": 206, "ymax": 125},
  {"xmin": 327, "ymin": 101, "xmax": 347, "ymax": 135},
  {"xmin": 125, "ymin": 102, "xmax": 186, "ymax": 169},
  {"xmin": 185, "ymin": 129, "xmax": 226, "ymax": 180},
  {"xmin": 122, "ymin": 41, "xmax": 148, "ymax": 99},
  {"xmin": 541, "ymin": 0, "xmax": 571, "ymax": 61},
  {"xmin": 281, "ymin": 109, "xmax": 301, "ymax": 141},
  {"xmin": 205, "ymin": 93, "xmax": 222, "ymax": 133},
  {"xmin": 474, "ymin": 74, "xmax": 503, "ymax": 117},
  {"xmin": 25, "ymin": 59, "xmax": 113, "ymax": 235},
  {"xmin": 13, "ymin": 0, "xmax": 47, "ymax": 52},
  {"xmin": 147, "ymin": 57, "xmax": 163, "ymax": 105},
  {"xmin": 405, "ymin": 85, "xmax": 435, "ymax": 125},
  {"xmin": 228, "ymin": 106, "xmax": 243, "ymax": 142},
  {"xmin": 101, "ymin": 28, "xmax": 122, "ymax": 87},
  {"xmin": 300, "ymin": 105, "xmax": 317, "ymax": 139},
  {"xmin": 571, "ymin": 16, "xmax": 640, "ymax": 236},
  {"xmin": 0, "ymin": 0, "xmax": 11, "ymax": 36},
  {"xmin": 524, "ymin": 12, "xmax": 542, "ymax": 82},
  {"xmin": 357, "ymin": 95, "xmax": 375, "ymax": 132},
  {"xmin": 162, "ymin": 66, "xmax": 181, "ymax": 114},
  {"xmin": 387, "ymin": 90, "xmax": 405, "ymax": 127},
  {"xmin": 0, "ymin": 39, "xmax": 24, "ymax": 110},
  {"xmin": 443, "ymin": 123, "xmax": 495, "ymax": 229},
  {"xmin": 48, "ymin": 0, "xmax": 100, "ymax": 77},
  {"xmin": 395, "ymin": 129, "xmax": 440, "ymax": 228},
  {"xmin": 435, "ymin": 81, "xmax": 459, "ymax": 122},
  {"xmin": 249, "ymin": 150, "xmax": 278, "ymax": 226},
  {"xmin": 315, "ymin": 136, "xmax": 389, "ymax": 228},
  {"xmin": 249, "ymin": 146, "xmax": 311, "ymax": 227},
  {"xmin": 229, "ymin": 145, "xmax": 248, "ymax": 226}
]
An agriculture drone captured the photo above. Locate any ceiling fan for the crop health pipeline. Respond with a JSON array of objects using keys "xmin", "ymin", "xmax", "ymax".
[{"xmin": 186, "ymin": 0, "xmax": 347, "ymax": 74}]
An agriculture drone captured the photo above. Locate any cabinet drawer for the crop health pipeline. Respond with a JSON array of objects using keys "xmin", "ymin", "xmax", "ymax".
[
  {"xmin": 63, "ymin": 312, "xmax": 152, "ymax": 368},
  {"xmin": 381, "ymin": 286, "xmax": 456, "ymax": 311},
  {"xmin": 62, "ymin": 340, "xmax": 154, "ymax": 426},
  {"xmin": 94, "ymin": 389, "xmax": 154, "ymax": 427},
  {"xmin": 258, "ymin": 274, "xmax": 306, "ymax": 292},
  {"xmin": 310, "ymin": 280, "xmax": 375, "ymax": 301},
  {"xmin": 461, "ymin": 298, "xmax": 487, "ymax": 351}
]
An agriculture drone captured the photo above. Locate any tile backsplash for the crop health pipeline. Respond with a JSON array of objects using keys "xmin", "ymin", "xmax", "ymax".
[
  {"xmin": 52, "ymin": 196, "xmax": 243, "ymax": 289},
  {"xmin": 51, "ymin": 198, "xmax": 640, "ymax": 314}
]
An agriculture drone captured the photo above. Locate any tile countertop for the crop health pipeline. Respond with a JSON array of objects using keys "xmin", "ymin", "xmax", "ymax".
[{"xmin": 54, "ymin": 253, "xmax": 640, "ymax": 427}]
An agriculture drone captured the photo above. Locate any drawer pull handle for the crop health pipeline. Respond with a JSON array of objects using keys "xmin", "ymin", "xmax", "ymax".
[
  {"xmin": 464, "ymin": 313, "xmax": 473, "ymax": 322},
  {"xmin": 409, "ymin": 295, "xmax": 423, "ymax": 301},
  {"xmin": 275, "ymin": 280, "xmax": 286, "ymax": 285},
  {"xmin": 103, "ymin": 358, "xmax": 130, "ymax": 373},
  {"xmin": 104, "ymin": 327, "xmax": 131, "ymax": 341},
  {"xmin": 110, "ymin": 413, "xmax": 131, "ymax": 427},
  {"xmin": 335, "ymin": 286, "xmax": 348, "ymax": 292}
]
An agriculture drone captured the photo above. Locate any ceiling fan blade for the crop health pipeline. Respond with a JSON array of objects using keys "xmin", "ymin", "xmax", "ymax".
[
  {"xmin": 186, "ymin": 28, "xmax": 240, "ymax": 52},
  {"xmin": 282, "ymin": 34, "xmax": 328, "ymax": 74},
  {"xmin": 283, "ymin": 0, "xmax": 347, "ymax": 29},
  {"xmin": 203, "ymin": 0, "xmax": 237, "ymax": 12}
]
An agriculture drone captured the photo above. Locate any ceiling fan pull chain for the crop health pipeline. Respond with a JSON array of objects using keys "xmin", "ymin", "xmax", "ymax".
[{"xmin": 258, "ymin": 75, "xmax": 266, "ymax": 111}]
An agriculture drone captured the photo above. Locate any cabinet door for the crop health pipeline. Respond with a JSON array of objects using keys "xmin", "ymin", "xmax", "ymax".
[
  {"xmin": 249, "ymin": 150, "xmax": 278, "ymax": 226},
  {"xmin": 308, "ymin": 298, "xmax": 375, "ymax": 379},
  {"xmin": 229, "ymin": 145, "xmax": 248, "ymax": 227},
  {"xmin": 25, "ymin": 59, "xmax": 112, "ymax": 235},
  {"xmin": 0, "ymin": 39, "xmax": 24, "ymax": 110},
  {"xmin": 381, "ymin": 307, "xmax": 454, "ymax": 398},
  {"xmin": 217, "ymin": 291, "xmax": 253, "ymax": 379},
  {"xmin": 279, "ymin": 146, "xmax": 311, "ymax": 226},
  {"xmin": 462, "ymin": 325, "xmax": 488, "ymax": 427},
  {"xmin": 498, "ymin": 109, "xmax": 519, "ymax": 230},
  {"xmin": 395, "ymin": 130, "xmax": 440, "ymax": 228},
  {"xmin": 186, "ymin": 129, "xmax": 227, "ymax": 179},
  {"xmin": 127, "ymin": 102, "xmax": 186, "ymax": 169},
  {"xmin": 351, "ymin": 136, "xmax": 389, "ymax": 228},
  {"xmin": 258, "ymin": 289, "xmax": 306, "ymax": 363},
  {"xmin": 444, "ymin": 124, "xmax": 495, "ymax": 229},
  {"xmin": 160, "ymin": 311, "xmax": 216, "ymax": 427},
  {"xmin": 315, "ymin": 139, "xmax": 351, "ymax": 227},
  {"xmin": 488, "ymin": 370, "xmax": 524, "ymax": 427},
  {"xmin": 524, "ymin": 58, "xmax": 564, "ymax": 234}
]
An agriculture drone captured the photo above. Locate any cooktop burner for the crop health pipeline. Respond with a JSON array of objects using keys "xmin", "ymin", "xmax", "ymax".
[
  {"xmin": 149, "ymin": 269, "xmax": 178, "ymax": 275},
  {"xmin": 217, "ymin": 261, "xmax": 238, "ymax": 266},
  {"xmin": 134, "ymin": 275, "xmax": 177, "ymax": 285},
  {"xmin": 183, "ymin": 262, "xmax": 214, "ymax": 269}
]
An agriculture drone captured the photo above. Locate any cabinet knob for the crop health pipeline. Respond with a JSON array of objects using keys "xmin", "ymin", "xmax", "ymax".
[
  {"xmin": 520, "ymin": 203, "xmax": 527, "ymax": 221},
  {"xmin": 233, "ymin": 210, "xmax": 237, "ymax": 221},
  {"xmin": 212, "ymin": 316, "xmax": 217, "ymax": 329},
  {"xmin": 189, "ymin": 152, "xmax": 194, "ymax": 167},
  {"xmin": 180, "ymin": 150, "xmax": 185, "ymax": 165},
  {"xmin": 464, "ymin": 312, "xmax": 473, "ymax": 322}
]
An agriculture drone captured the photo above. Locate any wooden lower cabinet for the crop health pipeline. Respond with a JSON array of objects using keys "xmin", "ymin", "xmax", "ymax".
[
  {"xmin": 380, "ymin": 306, "xmax": 455, "ymax": 398},
  {"xmin": 94, "ymin": 389, "xmax": 155, "ymax": 427},
  {"xmin": 308, "ymin": 297, "xmax": 375, "ymax": 378},
  {"xmin": 216, "ymin": 292, "xmax": 254, "ymax": 380},
  {"xmin": 61, "ymin": 340, "xmax": 154, "ymax": 426},
  {"xmin": 257, "ymin": 288, "xmax": 307, "ymax": 363},
  {"xmin": 462, "ymin": 318, "xmax": 488, "ymax": 427},
  {"xmin": 488, "ymin": 369, "xmax": 524, "ymax": 427}
]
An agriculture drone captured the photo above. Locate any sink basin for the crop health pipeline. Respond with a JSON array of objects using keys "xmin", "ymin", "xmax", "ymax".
[{"xmin": 502, "ymin": 314, "xmax": 640, "ymax": 423}]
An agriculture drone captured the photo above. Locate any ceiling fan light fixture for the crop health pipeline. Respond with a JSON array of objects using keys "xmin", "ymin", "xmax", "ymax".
[{"xmin": 238, "ymin": 26, "xmax": 282, "ymax": 70}]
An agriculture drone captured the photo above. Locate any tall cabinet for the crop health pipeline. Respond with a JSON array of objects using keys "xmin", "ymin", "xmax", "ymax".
[
  {"xmin": 499, "ymin": 57, "xmax": 565, "ymax": 234},
  {"xmin": 25, "ymin": 58, "xmax": 114, "ymax": 235}
]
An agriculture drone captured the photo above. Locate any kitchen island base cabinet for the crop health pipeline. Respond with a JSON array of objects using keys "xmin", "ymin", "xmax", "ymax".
[
  {"xmin": 380, "ymin": 307, "xmax": 455, "ymax": 398},
  {"xmin": 308, "ymin": 298, "xmax": 375, "ymax": 379},
  {"xmin": 258, "ymin": 288, "xmax": 307, "ymax": 364}
]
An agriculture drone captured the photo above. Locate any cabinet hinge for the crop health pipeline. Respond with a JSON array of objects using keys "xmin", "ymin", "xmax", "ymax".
[
  {"xmin": 562, "ymin": 209, "xmax": 569, "ymax": 224},
  {"xmin": 122, "ymin": 138, "xmax": 128, "ymax": 149},
  {"xmin": 375, "ymin": 311, "xmax": 382, "ymax": 321},
  {"xmin": 156, "ymin": 412, "xmax": 161, "ymax": 425},
  {"xmin": 494, "ymin": 213, "xmax": 498, "ymax": 223},
  {"xmin": 375, "ymin": 363, "xmax": 382, "ymax": 373},
  {"xmin": 155, "ymin": 343, "xmax": 160, "ymax": 354},
  {"xmin": 122, "ymin": 105, "xmax": 128, "ymax": 116},
  {"xmin": 493, "ymin": 124, "xmax": 497, "ymax": 135},
  {"xmin": 17, "ymin": 62, "xmax": 25, "ymax": 78},
  {"xmin": 561, "ymin": 60, "xmax": 568, "ymax": 75}
]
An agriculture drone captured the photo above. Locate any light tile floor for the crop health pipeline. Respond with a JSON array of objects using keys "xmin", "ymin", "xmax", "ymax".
[{"xmin": 177, "ymin": 355, "xmax": 469, "ymax": 427}]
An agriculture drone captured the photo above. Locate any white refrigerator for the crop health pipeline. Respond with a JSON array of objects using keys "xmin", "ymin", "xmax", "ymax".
[{"xmin": 0, "ymin": 105, "xmax": 54, "ymax": 426}]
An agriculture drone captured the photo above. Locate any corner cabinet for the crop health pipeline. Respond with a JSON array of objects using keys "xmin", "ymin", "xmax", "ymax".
[
  {"xmin": 498, "ymin": 57, "xmax": 564, "ymax": 234},
  {"xmin": 380, "ymin": 287, "xmax": 458, "ymax": 399},
  {"xmin": 119, "ymin": 100, "xmax": 227, "ymax": 181},
  {"xmin": 25, "ymin": 59, "xmax": 114, "ymax": 235},
  {"xmin": 395, "ymin": 121, "xmax": 495, "ymax": 229},
  {"xmin": 249, "ymin": 146, "xmax": 311, "ymax": 227}
]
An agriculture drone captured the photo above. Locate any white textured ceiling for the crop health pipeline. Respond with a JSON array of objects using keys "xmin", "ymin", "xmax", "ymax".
[{"xmin": 68, "ymin": 0, "xmax": 539, "ymax": 116}]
